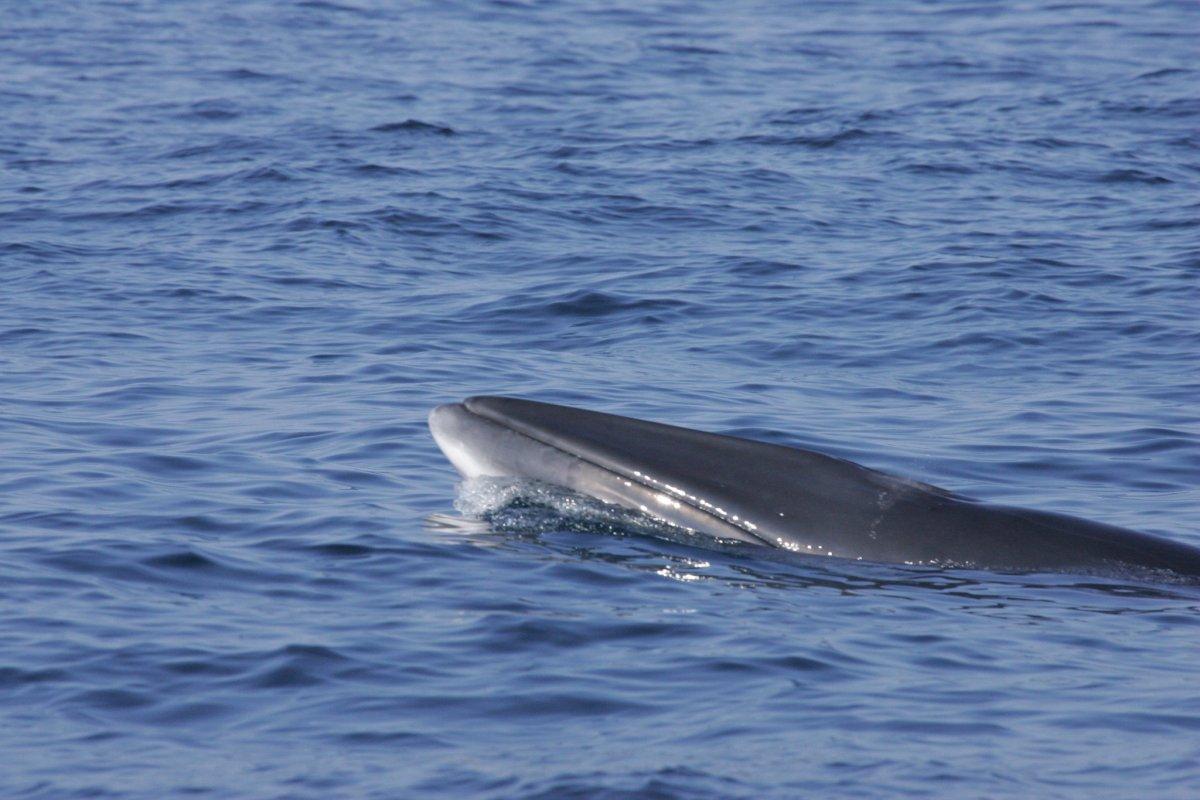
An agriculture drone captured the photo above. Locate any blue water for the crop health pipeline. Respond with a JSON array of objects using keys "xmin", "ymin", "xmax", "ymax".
[{"xmin": 3, "ymin": 1, "xmax": 1200, "ymax": 797}]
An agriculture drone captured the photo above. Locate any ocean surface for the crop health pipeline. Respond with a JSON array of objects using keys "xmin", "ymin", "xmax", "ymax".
[{"xmin": 3, "ymin": 1, "xmax": 1199, "ymax": 797}]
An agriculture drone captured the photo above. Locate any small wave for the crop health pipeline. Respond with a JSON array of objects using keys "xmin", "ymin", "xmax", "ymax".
[
  {"xmin": 336, "ymin": 730, "xmax": 449, "ymax": 748},
  {"xmin": 217, "ymin": 68, "xmax": 277, "ymax": 81},
  {"xmin": 371, "ymin": 119, "xmax": 455, "ymax": 135},
  {"xmin": 545, "ymin": 289, "xmax": 689, "ymax": 319},
  {"xmin": 180, "ymin": 100, "xmax": 241, "ymax": 121},
  {"xmin": 1097, "ymin": 169, "xmax": 1171, "ymax": 185},
  {"xmin": 0, "ymin": 326, "xmax": 49, "ymax": 342},
  {"xmin": 349, "ymin": 162, "xmax": 421, "ymax": 176},
  {"xmin": 163, "ymin": 135, "xmax": 266, "ymax": 159},
  {"xmin": 899, "ymin": 162, "xmax": 977, "ymax": 176},
  {"xmin": 1100, "ymin": 98, "xmax": 1200, "ymax": 118},
  {"xmin": 296, "ymin": 0, "xmax": 370, "ymax": 13},
  {"xmin": 516, "ymin": 767, "xmax": 759, "ymax": 800},
  {"xmin": 142, "ymin": 550, "xmax": 223, "ymax": 571},
  {"xmin": 739, "ymin": 127, "xmax": 873, "ymax": 148},
  {"xmin": 1135, "ymin": 67, "xmax": 1192, "ymax": 80},
  {"xmin": 650, "ymin": 43, "xmax": 726, "ymax": 56}
]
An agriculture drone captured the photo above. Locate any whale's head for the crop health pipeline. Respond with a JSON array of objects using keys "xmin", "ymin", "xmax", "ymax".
[
  {"xmin": 428, "ymin": 397, "xmax": 589, "ymax": 483},
  {"xmin": 428, "ymin": 401, "xmax": 506, "ymax": 479},
  {"xmin": 427, "ymin": 396, "xmax": 779, "ymax": 546}
]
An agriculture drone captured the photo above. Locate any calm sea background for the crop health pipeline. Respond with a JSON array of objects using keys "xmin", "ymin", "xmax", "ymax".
[{"xmin": 3, "ymin": 1, "xmax": 1200, "ymax": 798}]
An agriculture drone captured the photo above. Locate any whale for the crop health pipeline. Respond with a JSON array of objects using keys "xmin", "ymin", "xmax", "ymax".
[{"xmin": 429, "ymin": 396, "xmax": 1200, "ymax": 578}]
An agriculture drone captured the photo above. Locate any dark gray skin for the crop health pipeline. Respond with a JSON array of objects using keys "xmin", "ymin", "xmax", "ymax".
[{"xmin": 430, "ymin": 396, "xmax": 1200, "ymax": 578}]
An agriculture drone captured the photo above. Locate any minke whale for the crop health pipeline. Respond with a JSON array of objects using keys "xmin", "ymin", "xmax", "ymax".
[{"xmin": 429, "ymin": 396, "xmax": 1200, "ymax": 578}]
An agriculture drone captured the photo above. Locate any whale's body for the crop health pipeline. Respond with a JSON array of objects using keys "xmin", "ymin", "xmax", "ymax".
[{"xmin": 429, "ymin": 396, "xmax": 1200, "ymax": 577}]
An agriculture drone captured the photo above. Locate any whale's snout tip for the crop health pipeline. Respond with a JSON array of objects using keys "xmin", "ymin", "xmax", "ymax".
[
  {"xmin": 428, "ymin": 400, "xmax": 503, "ymax": 480},
  {"xmin": 428, "ymin": 401, "xmax": 467, "ymax": 439}
]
